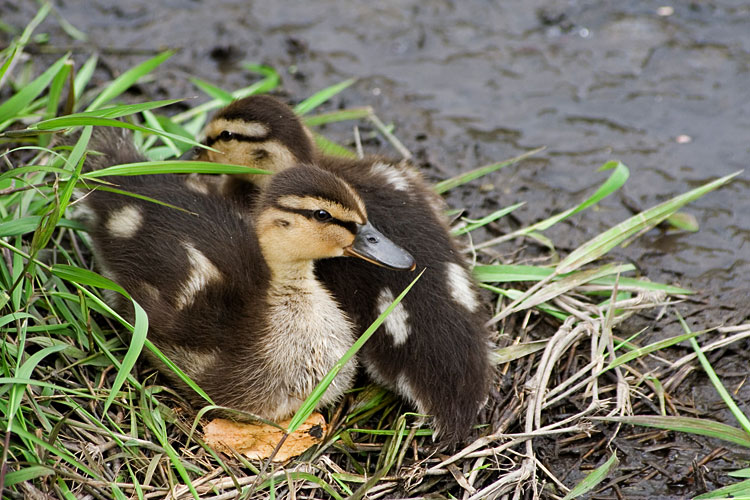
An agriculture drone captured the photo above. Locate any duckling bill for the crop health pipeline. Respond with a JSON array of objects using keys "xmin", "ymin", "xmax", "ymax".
[
  {"xmin": 345, "ymin": 221, "xmax": 416, "ymax": 271},
  {"xmin": 78, "ymin": 126, "xmax": 414, "ymax": 422}
]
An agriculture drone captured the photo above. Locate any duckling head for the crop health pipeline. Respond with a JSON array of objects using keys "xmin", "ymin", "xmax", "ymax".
[
  {"xmin": 197, "ymin": 95, "xmax": 314, "ymax": 187},
  {"xmin": 256, "ymin": 165, "xmax": 415, "ymax": 275}
]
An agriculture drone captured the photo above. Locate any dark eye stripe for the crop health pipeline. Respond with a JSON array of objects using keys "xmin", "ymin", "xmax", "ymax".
[
  {"xmin": 205, "ymin": 132, "xmax": 269, "ymax": 147},
  {"xmin": 275, "ymin": 205, "xmax": 358, "ymax": 234}
]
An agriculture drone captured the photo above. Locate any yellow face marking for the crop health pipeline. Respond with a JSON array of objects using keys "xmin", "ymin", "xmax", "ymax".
[
  {"xmin": 256, "ymin": 205, "xmax": 358, "ymax": 270},
  {"xmin": 204, "ymin": 118, "xmax": 269, "ymax": 142},
  {"xmin": 275, "ymin": 195, "xmax": 365, "ymax": 225},
  {"xmin": 196, "ymin": 139, "xmax": 297, "ymax": 188}
]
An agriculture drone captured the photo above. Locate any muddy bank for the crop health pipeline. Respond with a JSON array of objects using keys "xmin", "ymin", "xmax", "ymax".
[{"xmin": 4, "ymin": 0, "xmax": 747, "ymax": 321}]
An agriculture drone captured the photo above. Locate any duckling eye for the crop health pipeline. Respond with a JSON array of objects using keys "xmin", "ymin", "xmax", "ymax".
[
  {"xmin": 313, "ymin": 210, "xmax": 332, "ymax": 222},
  {"xmin": 219, "ymin": 130, "xmax": 234, "ymax": 141}
]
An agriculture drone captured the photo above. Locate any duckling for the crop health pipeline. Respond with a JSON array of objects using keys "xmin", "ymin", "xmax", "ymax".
[
  {"xmin": 78, "ymin": 126, "xmax": 415, "ymax": 421},
  {"xmin": 190, "ymin": 96, "xmax": 493, "ymax": 443}
]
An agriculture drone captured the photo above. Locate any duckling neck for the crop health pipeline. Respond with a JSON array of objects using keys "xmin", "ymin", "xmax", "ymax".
[
  {"xmin": 266, "ymin": 259, "xmax": 317, "ymax": 285},
  {"xmin": 258, "ymin": 259, "xmax": 358, "ymax": 419}
]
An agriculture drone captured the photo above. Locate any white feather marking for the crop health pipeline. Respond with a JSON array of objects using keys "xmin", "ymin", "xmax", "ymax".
[
  {"xmin": 446, "ymin": 262, "xmax": 479, "ymax": 312},
  {"xmin": 362, "ymin": 358, "xmax": 390, "ymax": 386},
  {"xmin": 176, "ymin": 243, "xmax": 222, "ymax": 309},
  {"xmin": 106, "ymin": 205, "xmax": 143, "ymax": 238},
  {"xmin": 370, "ymin": 161, "xmax": 410, "ymax": 191},
  {"xmin": 376, "ymin": 287, "xmax": 411, "ymax": 346},
  {"xmin": 184, "ymin": 174, "xmax": 210, "ymax": 194}
]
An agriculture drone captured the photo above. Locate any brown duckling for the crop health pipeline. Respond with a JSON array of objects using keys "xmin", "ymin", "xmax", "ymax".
[
  {"xmin": 79, "ymin": 126, "xmax": 414, "ymax": 421},
  {"xmin": 190, "ymin": 96, "xmax": 493, "ymax": 443}
]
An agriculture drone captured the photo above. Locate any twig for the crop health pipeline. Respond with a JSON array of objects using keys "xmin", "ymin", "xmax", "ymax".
[
  {"xmin": 367, "ymin": 112, "xmax": 412, "ymax": 160},
  {"xmin": 353, "ymin": 125, "xmax": 364, "ymax": 159}
]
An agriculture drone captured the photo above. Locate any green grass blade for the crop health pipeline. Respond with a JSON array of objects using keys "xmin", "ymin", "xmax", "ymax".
[
  {"xmin": 43, "ymin": 59, "xmax": 71, "ymax": 121},
  {"xmin": 0, "ymin": 54, "xmax": 69, "ymax": 125},
  {"xmin": 170, "ymin": 64, "xmax": 280, "ymax": 123},
  {"xmin": 561, "ymin": 452, "xmax": 618, "ymax": 500},
  {"xmin": 73, "ymin": 53, "xmax": 98, "ymax": 103},
  {"xmin": 313, "ymin": 133, "xmax": 356, "ymax": 158},
  {"xmin": 293, "ymin": 79, "xmax": 356, "ymax": 116},
  {"xmin": 481, "ymin": 284, "xmax": 568, "ymax": 320},
  {"xmin": 474, "ymin": 263, "xmax": 691, "ymax": 294},
  {"xmin": 31, "ymin": 116, "xmax": 206, "ymax": 149},
  {"xmin": 601, "ymin": 415, "xmax": 750, "ymax": 447},
  {"xmin": 666, "ymin": 211, "xmax": 699, "ymax": 232},
  {"xmin": 2, "ymin": 465, "xmax": 54, "ymax": 487},
  {"xmin": 434, "ymin": 147, "xmax": 544, "ymax": 194},
  {"xmin": 515, "ymin": 263, "xmax": 634, "ymax": 312},
  {"xmin": 604, "ymin": 329, "xmax": 706, "ymax": 372},
  {"xmin": 556, "ymin": 171, "xmax": 742, "ymax": 274},
  {"xmin": 242, "ymin": 63, "xmax": 281, "ymax": 93},
  {"xmin": 680, "ymin": 314, "xmax": 750, "ymax": 436},
  {"xmin": 103, "ymin": 300, "xmax": 148, "ymax": 413},
  {"xmin": 0, "ymin": 2, "xmax": 51, "ymax": 90},
  {"xmin": 729, "ymin": 469, "xmax": 750, "ymax": 479},
  {"xmin": 49, "ymin": 6, "xmax": 87, "ymax": 41},
  {"xmin": 302, "ymin": 107, "xmax": 372, "ymax": 127},
  {"xmin": 49, "ymin": 99, "xmax": 183, "ymax": 120},
  {"xmin": 11, "ymin": 426, "xmax": 97, "ymax": 477},
  {"xmin": 287, "ymin": 270, "xmax": 424, "ymax": 433},
  {"xmin": 85, "ymin": 50, "xmax": 174, "ymax": 111},
  {"xmin": 51, "ymin": 264, "xmax": 129, "ymax": 302},
  {"xmin": 694, "ymin": 478, "xmax": 750, "ymax": 499},
  {"xmin": 81, "ymin": 160, "xmax": 270, "ymax": 178},
  {"xmin": 474, "ymin": 264, "xmax": 558, "ymax": 283},
  {"xmin": 145, "ymin": 340, "xmax": 213, "ymax": 404},
  {"xmin": 0, "ymin": 45, "xmax": 18, "ymax": 88},
  {"xmin": 189, "ymin": 77, "xmax": 234, "ymax": 103},
  {"xmin": 476, "ymin": 160, "xmax": 629, "ymax": 249},
  {"xmin": 537, "ymin": 161, "xmax": 629, "ymax": 232},
  {"xmin": 0, "ymin": 312, "xmax": 36, "ymax": 328},
  {"xmin": 452, "ymin": 202, "xmax": 524, "ymax": 236},
  {"xmin": 0, "ymin": 216, "xmax": 82, "ymax": 237},
  {"xmin": 6, "ymin": 344, "xmax": 68, "ymax": 433},
  {"xmin": 142, "ymin": 109, "xmax": 181, "ymax": 157}
]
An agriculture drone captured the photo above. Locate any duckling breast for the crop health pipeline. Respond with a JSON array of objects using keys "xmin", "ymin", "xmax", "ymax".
[{"xmin": 244, "ymin": 279, "xmax": 358, "ymax": 421}]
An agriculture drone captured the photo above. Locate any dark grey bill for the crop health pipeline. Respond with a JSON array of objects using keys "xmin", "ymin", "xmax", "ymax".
[
  {"xmin": 344, "ymin": 221, "xmax": 416, "ymax": 271},
  {"xmin": 178, "ymin": 147, "xmax": 200, "ymax": 161}
]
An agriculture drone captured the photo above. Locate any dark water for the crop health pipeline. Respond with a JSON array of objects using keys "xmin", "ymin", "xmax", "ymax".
[{"xmin": 2, "ymin": 0, "xmax": 749, "ymax": 494}]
